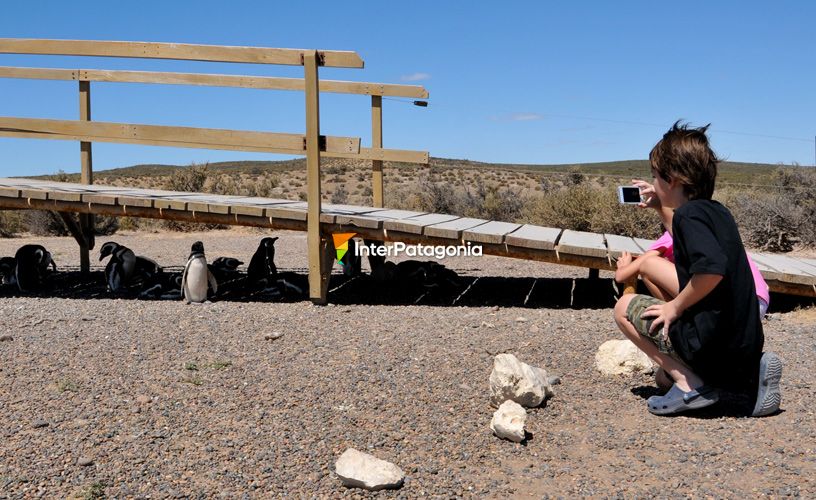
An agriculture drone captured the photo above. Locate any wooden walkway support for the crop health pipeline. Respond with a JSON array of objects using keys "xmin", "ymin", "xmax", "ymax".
[
  {"xmin": 1, "ymin": 177, "xmax": 814, "ymax": 299},
  {"xmin": 0, "ymin": 38, "xmax": 429, "ymax": 304}
]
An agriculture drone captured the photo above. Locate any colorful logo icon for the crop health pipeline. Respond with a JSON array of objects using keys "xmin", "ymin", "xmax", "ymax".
[{"xmin": 332, "ymin": 232, "xmax": 357, "ymax": 266}]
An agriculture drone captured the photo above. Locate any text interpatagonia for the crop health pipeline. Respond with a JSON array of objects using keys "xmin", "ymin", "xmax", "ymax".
[{"xmin": 356, "ymin": 241, "xmax": 482, "ymax": 259}]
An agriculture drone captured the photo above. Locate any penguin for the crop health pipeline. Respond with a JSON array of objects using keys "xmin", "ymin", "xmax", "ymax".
[
  {"xmin": 209, "ymin": 256, "xmax": 244, "ymax": 284},
  {"xmin": 339, "ymin": 238, "xmax": 362, "ymax": 277},
  {"xmin": 133, "ymin": 255, "xmax": 162, "ymax": 285},
  {"xmin": 139, "ymin": 270, "xmax": 183, "ymax": 300},
  {"xmin": 0, "ymin": 256, "xmax": 17, "ymax": 286},
  {"xmin": 99, "ymin": 241, "xmax": 136, "ymax": 293},
  {"xmin": 247, "ymin": 237, "xmax": 278, "ymax": 289},
  {"xmin": 181, "ymin": 241, "xmax": 217, "ymax": 303},
  {"xmin": 14, "ymin": 244, "xmax": 56, "ymax": 292}
]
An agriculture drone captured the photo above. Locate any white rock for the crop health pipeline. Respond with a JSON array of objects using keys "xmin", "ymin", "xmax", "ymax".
[
  {"xmin": 335, "ymin": 448, "xmax": 404, "ymax": 491},
  {"xmin": 595, "ymin": 339, "xmax": 654, "ymax": 376},
  {"xmin": 489, "ymin": 353, "xmax": 554, "ymax": 408},
  {"xmin": 491, "ymin": 400, "xmax": 527, "ymax": 442}
]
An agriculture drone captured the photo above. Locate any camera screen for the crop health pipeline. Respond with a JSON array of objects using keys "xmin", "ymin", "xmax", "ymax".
[{"xmin": 620, "ymin": 187, "xmax": 641, "ymax": 203}]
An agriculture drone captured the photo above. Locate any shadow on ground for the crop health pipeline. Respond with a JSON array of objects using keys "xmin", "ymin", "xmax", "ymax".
[{"xmin": 2, "ymin": 267, "xmax": 814, "ymax": 311}]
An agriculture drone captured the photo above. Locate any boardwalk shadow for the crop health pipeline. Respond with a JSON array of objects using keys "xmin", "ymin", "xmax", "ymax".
[{"xmin": 2, "ymin": 268, "xmax": 814, "ymax": 311}]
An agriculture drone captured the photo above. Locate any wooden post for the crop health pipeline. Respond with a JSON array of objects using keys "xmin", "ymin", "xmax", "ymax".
[
  {"xmin": 304, "ymin": 50, "xmax": 328, "ymax": 304},
  {"xmin": 623, "ymin": 277, "xmax": 638, "ymax": 295},
  {"xmin": 371, "ymin": 95, "xmax": 383, "ymax": 208},
  {"xmin": 78, "ymin": 80, "xmax": 94, "ymax": 273}
]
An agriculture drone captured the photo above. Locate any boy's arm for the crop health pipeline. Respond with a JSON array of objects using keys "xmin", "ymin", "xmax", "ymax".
[{"xmin": 642, "ymin": 273, "xmax": 723, "ymax": 335}]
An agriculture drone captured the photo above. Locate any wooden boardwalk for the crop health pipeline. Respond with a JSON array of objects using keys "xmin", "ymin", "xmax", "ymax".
[{"xmin": 1, "ymin": 176, "xmax": 814, "ymax": 298}]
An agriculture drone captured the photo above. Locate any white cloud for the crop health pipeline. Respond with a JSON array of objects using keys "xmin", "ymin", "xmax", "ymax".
[
  {"xmin": 489, "ymin": 113, "xmax": 544, "ymax": 122},
  {"xmin": 400, "ymin": 72, "xmax": 431, "ymax": 82}
]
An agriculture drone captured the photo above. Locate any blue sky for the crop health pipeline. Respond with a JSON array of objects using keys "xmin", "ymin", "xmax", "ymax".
[{"xmin": 0, "ymin": 1, "xmax": 814, "ymax": 177}]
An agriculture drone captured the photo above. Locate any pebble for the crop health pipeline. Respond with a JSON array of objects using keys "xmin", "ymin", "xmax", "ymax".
[
  {"xmin": 77, "ymin": 457, "xmax": 94, "ymax": 467},
  {"xmin": 264, "ymin": 332, "xmax": 284, "ymax": 340},
  {"xmin": 0, "ymin": 335, "xmax": 13, "ymax": 341},
  {"xmin": 31, "ymin": 419, "xmax": 49, "ymax": 429},
  {"xmin": 136, "ymin": 395, "xmax": 151, "ymax": 404}
]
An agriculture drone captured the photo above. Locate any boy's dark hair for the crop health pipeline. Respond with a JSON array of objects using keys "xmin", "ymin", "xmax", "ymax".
[{"xmin": 649, "ymin": 121, "xmax": 719, "ymax": 200}]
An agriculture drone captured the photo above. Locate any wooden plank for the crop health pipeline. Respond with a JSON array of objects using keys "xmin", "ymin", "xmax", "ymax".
[
  {"xmin": 605, "ymin": 234, "xmax": 645, "ymax": 258},
  {"xmin": 633, "ymin": 237, "xmax": 655, "ymax": 253},
  {"xmin": 463, "ymin": 221, "xmax": 522, "ymax": 244},
  {"xmin": 750, "ymin": 253, "xmax": 816, "ymax": 286},
  {"xmin": 750, "ymin": 253, "xmax": 816, "ymax": 276},
  {"xmin": 304, "ymin": 50, "xmax": 324, "ymax": 303},
  {"xmin": 0, "ymin": 117, "xmax": 360, "ymax": 155},
  {"xmin": 329, "ymin": 147, "xmax": 429, "ymax": 164},
  {"xmin": 424, "ymin": 217, "xmax": 489, "ymax": 240},
  {"xmin": 371, "ymin": 95, "xmax": 384, "ymax": 207},
  {"xmin": 505, "ymin": 225, "xmax": 561, "ymax": 251},
  {"xmin": 0, "ymin": 39, "xmax": 364, "ymax": 68},
  {"xmin": 384, "ymin": 213, "xmax": 460, "ymax": 235},
  {"xmin": 557, "ymin": 230, "xmax": 607, "ymax": 258},
  {"xmin": 47, "ymin": 190, "xmax": 83, "ymax": 202},
  {"xmin": 0, "ymin": 67, "xmax": 428, "ymax": 97},
  {"xmin": 0, "ymin": 186, "xmax": 21, "ymax": 198}
]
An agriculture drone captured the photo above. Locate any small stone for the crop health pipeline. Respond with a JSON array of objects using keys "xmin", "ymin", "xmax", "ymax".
[
  {"xmin": 32, "ymin": 419, "xmax": 49, "ymax": 429},
  {"xmin": 515, "ymin": 316, "xmax": 527, "ymax": 323},
  {"xmin": 0, "ymin": 335, "xmax": 13, "ymax": 342},
  {"xmin": 491, "ymin": 400, "xmax": 527, "ymax": 442},
  {"xmin": 77, "ymin": 457, "xmax": 94, "ymax": 467},
  {"xmin": 529, "ymin": 325, "xmax": 540, "ymax": 333},
  {"xmin": 136, "ymin": 395, "xmax": 151, "ymax": 404},
  {"xmin": 335, "ymin": 448, "xmax": 404, "ymax": 490},
  {"xmin": 264, "ymin": 332, "xmax": 284, "ymax": 340}
]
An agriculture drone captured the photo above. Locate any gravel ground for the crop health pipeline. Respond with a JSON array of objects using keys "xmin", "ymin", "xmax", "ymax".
[{"xmin": 1, "ymin": 228, "xmax": 815, "ymax": 498}]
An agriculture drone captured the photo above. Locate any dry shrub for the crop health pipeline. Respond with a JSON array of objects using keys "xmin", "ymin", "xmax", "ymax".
[
  {"xmin": 522, "ymin": 185, "xmax": 662, "ymax": 238},
  {"xmin": 720, "ymin": 167, "xmax": 816, "ymax": 251},
  {"xmin": 0, "ymin": 210, "xmax": 25, "ymax": 237},
  {"xmin": 163, "ymin": 163, "xmax": 226, "ymax": 232}
]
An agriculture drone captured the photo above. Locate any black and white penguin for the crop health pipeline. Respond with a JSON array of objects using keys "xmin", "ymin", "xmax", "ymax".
[
  {"xmin": 181, "ymin": 241, "xmax": 217, "ymax": 303},
  {"xmin": 14, "ymin": 244, "xmax": 56, "ymax": 292},
  {"xmin": 99, "ymin": 241, "xmax": 136, "ymax": 293},
  {"xmin": 139, "ymin": 270, "xmax": 183, "ymax": 300},
  {"xmin": 209, "ymin": 256, "xmax": 244, "ymax": 283},
  {"xmin": 0, "ymin": 256, "xmax": 17, "ymax": 286},
  {"xmin": 247, "ymin": 237, "xmax": 278, "ymax": 288}
]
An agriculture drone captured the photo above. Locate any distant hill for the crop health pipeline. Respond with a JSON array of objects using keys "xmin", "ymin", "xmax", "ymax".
[{"xmin": 36, "ymin": 157, "xmax": 795, "ymax": 187}]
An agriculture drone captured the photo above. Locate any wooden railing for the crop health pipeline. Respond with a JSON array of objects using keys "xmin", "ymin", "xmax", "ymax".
[{"xmin": 0, "ymin": 38, "xmax": 429, "ymax": 303}]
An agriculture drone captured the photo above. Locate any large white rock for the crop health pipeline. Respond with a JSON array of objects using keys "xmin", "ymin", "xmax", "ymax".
[
  {"xmin": 335, "ymin": 448, "xmax": 404, "ymax": 491},
  {"xmin": 490, "ymin": 400, "xmax": 527, "ymax": 442},
  {"xmin": 595, "ymin": 339, "xmax": 654, "ymax": 375},
  {"xmin": 489, "ymin": 353, "xmax": 554, "ymax": 408}
]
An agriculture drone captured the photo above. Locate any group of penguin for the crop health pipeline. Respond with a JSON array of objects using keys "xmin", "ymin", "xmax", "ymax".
[
  {"xmin": 0, "ymin": 244, "xmax": 57, "ymax": 292},
  {"xmin": 0, "ymin": 236, "xmax": 461, "ymax": 302},
  {"xmin": 0, "ymin": 237, "xmax": 289, "ymax": 303},
  {"xmin": 99, "ymin": 236, "xmax": 289, "ymax": 303}
]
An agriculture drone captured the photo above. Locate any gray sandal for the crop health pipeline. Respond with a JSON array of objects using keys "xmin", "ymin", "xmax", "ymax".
[
  {"xmin": 647, "ymin": 383, "xmax": 719, "ymax": 415},
  {"xmin": 752, "ymin": 352, "xmax": 782, "ymax": 417}
]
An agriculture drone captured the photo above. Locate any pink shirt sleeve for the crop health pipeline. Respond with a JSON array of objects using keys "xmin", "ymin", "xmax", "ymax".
[
  {"xmin": 647, "ymin": 231, "xmax": 675, "ymax": 263},
  {"xmin": 747, "ymin": 255, "xmax": 771, "ymax": 305}
]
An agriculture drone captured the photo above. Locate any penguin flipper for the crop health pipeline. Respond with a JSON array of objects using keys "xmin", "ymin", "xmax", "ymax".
[
  {"xmin": 208, "ymin": 269, "xmax": 218, "ymax": 295},
  {"xmin": 181, "ymin": 262, "xmax": 190, "ymax": 301}
]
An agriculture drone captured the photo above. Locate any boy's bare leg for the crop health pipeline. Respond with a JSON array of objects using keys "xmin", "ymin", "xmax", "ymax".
[
  {"xmin": 614, "ymin": 294, "xmax": 705, "ymax": 393},
  {"xmin": 639, "ymin": 255, "xmax": 680, "ymax": 301}
]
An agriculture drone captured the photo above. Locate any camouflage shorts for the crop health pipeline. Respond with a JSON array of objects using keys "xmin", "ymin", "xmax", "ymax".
[{"xmin": 625, "ymin": 294, "xmax": 676, "ymax": 356}]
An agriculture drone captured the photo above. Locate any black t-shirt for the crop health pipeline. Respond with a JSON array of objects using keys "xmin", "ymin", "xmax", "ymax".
[{"xmin": 669, "ymin": 200, "xmax": 764, "ymax": 389}]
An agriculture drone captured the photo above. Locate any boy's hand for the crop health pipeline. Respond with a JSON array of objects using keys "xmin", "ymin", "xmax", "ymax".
[
  {"xmin": 616, "ymin": 251, "xmax": 632, "ymax": 269},
  {"xmin": 642, "ymin": 300, "xmax": 681, "ymax": 341},
  {"xmin": 632, "ymin": 179, "xmax": 660, "ymax": 210}
]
